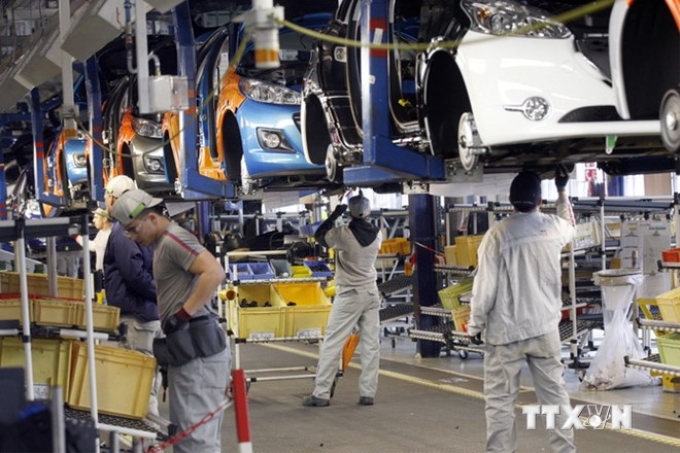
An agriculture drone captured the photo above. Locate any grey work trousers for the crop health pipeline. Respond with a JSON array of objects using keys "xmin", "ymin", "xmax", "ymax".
[
  {"xmin": 120, "ymin": 316, "xmax": 162, "ymax": 416},
  {"xmin": 484, "ymin": 331, "xmax": 576, "ymax": 453},
  {"xmin": 312, "ymin": 286, "xmax": 381, "ymax": 400},
  {"xmin": 168, "ymin": 345, "xmax": 231, "ymax": 453}
]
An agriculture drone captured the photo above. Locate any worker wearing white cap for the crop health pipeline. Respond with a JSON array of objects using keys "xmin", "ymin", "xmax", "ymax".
[{"xmin": 103, "ymin": 175, "xmax": 162, "ymax": 416}]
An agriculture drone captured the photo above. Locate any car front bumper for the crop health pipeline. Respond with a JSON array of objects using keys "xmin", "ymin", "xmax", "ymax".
[{"xmin": 454, "ymin": 31, "xmax": 660, "ymax": 147}]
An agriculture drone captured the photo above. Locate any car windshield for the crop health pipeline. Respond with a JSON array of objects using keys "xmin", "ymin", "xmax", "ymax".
[{"xmin": 237, "ymin": 29, "xmax": 315, "ymax": 87}]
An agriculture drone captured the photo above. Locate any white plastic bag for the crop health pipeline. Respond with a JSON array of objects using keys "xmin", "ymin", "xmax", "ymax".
[{"xmin": 581, "ymin": 270, "xmax": 660, "ymax": 390}]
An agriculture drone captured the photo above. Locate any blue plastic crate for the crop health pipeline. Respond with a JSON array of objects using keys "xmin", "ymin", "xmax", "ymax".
[
  {"xmin": 303, "ymin": 260, "xmax": 333, "ymax": 278},
  {"xmin": 228, "ymin": 263, "xmax": 252, "ymax": 281},
  {"xmin": 247, "ymin": 262, "xmax": 275, "ymax": 280}
]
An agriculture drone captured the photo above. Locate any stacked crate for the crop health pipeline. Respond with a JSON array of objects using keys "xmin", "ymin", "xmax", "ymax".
[{"xmin": 274, "ymin": 283, "xmax": 332, "ymax": 339}]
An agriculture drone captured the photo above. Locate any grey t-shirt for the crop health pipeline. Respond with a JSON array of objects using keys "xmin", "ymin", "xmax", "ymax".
[{"xmin": 153, "ymin": 222, "xmax": 211, "ymax": 323}]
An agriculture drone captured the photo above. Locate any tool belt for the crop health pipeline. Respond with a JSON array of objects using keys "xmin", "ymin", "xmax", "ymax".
[{"xmin": 152, "ymin": 316, "xmax": 226, "ymax": 367}]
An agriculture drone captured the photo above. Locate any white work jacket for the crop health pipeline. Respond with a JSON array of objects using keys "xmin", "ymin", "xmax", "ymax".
[{"xmin": 468, "ymin": 193, "xmax": 575, "ymax": 345}]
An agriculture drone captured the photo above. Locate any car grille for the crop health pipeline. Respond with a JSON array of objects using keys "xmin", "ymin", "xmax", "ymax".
[
  {"xmin": 559, "ymin": 106, "xmax": 621, "ymax": 123},
  {"xmin": 293, "ymin": 113, "xmax": 301, "ymax": 132}
]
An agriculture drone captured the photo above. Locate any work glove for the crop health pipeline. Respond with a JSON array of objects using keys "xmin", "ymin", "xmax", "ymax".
[
  {"xmin": 468, "ymin": 332, "xmax": 483, "ymax": 345},
  {"xmin": 554, "ymin": 165, "xmax": 570, "ymax": 190},
  {"xmin": 329, "ymin": 203, "xmax": 347, "ymax": 220},
  {"xmin": 163, "ymin": 307, "xmax": 191, "ymax": 335}
]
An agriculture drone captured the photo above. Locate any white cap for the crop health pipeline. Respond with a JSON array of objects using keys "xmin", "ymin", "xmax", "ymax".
[
  {"xmin": 106, "ymin": 175, "xmax": 136, "ymax": 199},
  {"xmin": 92, "ymin": 207, "xmax": 109, "ymax": 218}
]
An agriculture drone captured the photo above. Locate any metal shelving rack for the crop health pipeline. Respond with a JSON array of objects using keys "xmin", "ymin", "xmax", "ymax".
[
  {"xmin": 414, "ymin": 197, "xmax": 661, "ymax": 362},
  {"xmin": 626, "ymin": 260, "xmax": 680, "ymax": 382},
  {"xmin": 0, "ymin": 218, "xmax": 163, "ymax": 452}
]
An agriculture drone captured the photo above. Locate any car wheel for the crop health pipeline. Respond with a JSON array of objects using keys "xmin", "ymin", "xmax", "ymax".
[
  {"xmin": 324, "ymin": 144, "xmax": 342, "ymax": 183},
  {"xmin": 660, "ymin": 87, "xmax": 680, "ymax": 152},
  {"xmin": 458, "ymin": 112, "xmax": 485, "ymax": 172}
]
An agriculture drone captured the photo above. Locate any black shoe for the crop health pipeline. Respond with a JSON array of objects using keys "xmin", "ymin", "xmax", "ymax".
[
  {"xmin": 358, "ymin": 396, "xmax": 374, "ymax": 406},
  {"xmin": 302, "ymin": 395, "xmax": 330, "ymax": 407}
]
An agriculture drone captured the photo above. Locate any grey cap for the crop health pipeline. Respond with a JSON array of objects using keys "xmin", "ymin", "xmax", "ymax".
[
  {"xmin": 348, "ymin": 194, "xmax": 371, "ymax": 219},
  {"xmin": 110, "ymin": 189, "xmax": 163, "ymax": 227}
]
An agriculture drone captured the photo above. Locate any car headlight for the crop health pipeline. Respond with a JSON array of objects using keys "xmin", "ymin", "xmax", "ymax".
[
  {"xmin": 239, "ymin": 78, "xmax": 302, "ymax": 105},
  {"xmin": 461, "ymin": 0, "xmax": 571, "ymax": 39},
  {"xmin": 132, "ymin": 117, "xmax": 163, "ymax": 138},
  {"xmin": 72, "ymin": 153, "xmax": 87, "ymax": 167}
]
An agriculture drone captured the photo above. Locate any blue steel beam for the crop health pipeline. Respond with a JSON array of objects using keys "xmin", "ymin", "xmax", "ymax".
[
  {"xmin": 408, "ymin": 193, "xmax": 442, "ymax": 358},
  {"xmin": 31, "ymin": 89, "xmax": 65, "ymax": 207},
  {"xmin": 85, "ymin": 57, "xmax": 105, "ymax": 203},
  {"xmin": 173, "ymin": 1, "xmax": 236, "ymax": 200},
  {"xmin": 343, "ymin": 0, "xmax": 445, "ymax": 187},
  {"xmin": 0, "ymin": 140, "xmax": 6, "ymax": 220}
]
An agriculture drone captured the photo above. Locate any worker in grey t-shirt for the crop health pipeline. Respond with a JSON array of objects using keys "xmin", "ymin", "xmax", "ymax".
[{"xmin": 110, "ymin": 188, "xmax": 230, "ymax": 453}]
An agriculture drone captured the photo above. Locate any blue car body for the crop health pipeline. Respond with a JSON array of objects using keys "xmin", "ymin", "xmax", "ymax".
[
  {"xmin": 63, "ymin": 137, "xmax": 88, "ymax": 187},
  {"xmin": 213, "ymin": 13, "xmax": 335, "ymax": 193}
]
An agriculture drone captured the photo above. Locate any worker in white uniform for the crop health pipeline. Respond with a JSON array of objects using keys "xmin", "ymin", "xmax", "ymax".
[
  {"xmin": 303, "ymin": 192, "xmax": 382, "ymax": 407},
  {"xmin": 468, "ymin": 169, "xmax": 577, "ymax": 453}
]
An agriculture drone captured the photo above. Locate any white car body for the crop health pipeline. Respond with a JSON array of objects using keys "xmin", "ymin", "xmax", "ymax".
[
  {"xmin": 451, "ymin": 30, "xmax": 659, "ymax": 147},
  {"xmin": 608, "ymin": 0, "xmax": 631, "ymax": 118}
]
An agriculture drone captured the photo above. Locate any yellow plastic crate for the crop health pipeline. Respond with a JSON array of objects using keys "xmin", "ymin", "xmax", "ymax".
[
  {"xmin": 291, "ymin": 265, "xmax": 312, "ymax": 278},
  {"xmin": 452, "ymin": 306, "xmax": 470, "ymax": 333},
  {"xmin": 380, "ymin": 238, "xmax": 409, "ymax": 255},
  {"xmin": 657, "ymin": 333, "xmax": 680, "ymax": 367},
  {"xmin": 0, "ymin": 296, "xmax": 29, "ymax": 323},
  {"xmin": 0, "ymin": 337, "xmax": 71, "ymax": 399},
  {"xmin": 229, "ymin": 285, "xmax": 286, "ymax": 340},
  {"xmin": 636, "ymin": 298, "xmax": 669, "ymax": 339},
  {"xmin": 454, "ymin": 235, "xmax": 484, "ymax": 267},
  {"xmin": 438, "ymin": 279, "xmax": 474, "ymax": 310},
  {"xmin": 32, "ymin": 297, "xmax": 77, "ymax": 327},
  {"xmin": 72, "ymin": 303, "xmax": 120, "ymax": 332},
  {"xmin": 67, "ymin": 343, "xmax": 156, "ymax": 419},
  {"xmin": 662, "ymin": 374, "xmax": 680, "ymax": 393},
  {"xmin": 273, "ymin": 283, "xmax": 332, "ymax": 338},
  {"xmin": 444, "ymin": 245, "xmax": 457, "ymax": 265},
  {"xmin": 655, "ymin": 287, "xmax": 680, "ymax": 323},
  {"xmin": 0, "ymin": 272, "xmax": 84, "ymax": 299}
]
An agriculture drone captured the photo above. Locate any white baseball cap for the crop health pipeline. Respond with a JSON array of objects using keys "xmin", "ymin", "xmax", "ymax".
[
  {"xmin": 106, "ymin": 175, "xmax": 136, "ymax": 198},
  {"xmin": 110, "ymin": 189, "xmax": 164, "ymax": 227},
  {"xmin": 92, "ymin": 207, "xmax": 109, "ymax": 218}
]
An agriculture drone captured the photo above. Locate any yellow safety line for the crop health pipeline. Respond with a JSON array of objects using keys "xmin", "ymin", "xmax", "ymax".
[{"xmin": 262, "ymin": 343, "xmax": 680, "ymax": 447}]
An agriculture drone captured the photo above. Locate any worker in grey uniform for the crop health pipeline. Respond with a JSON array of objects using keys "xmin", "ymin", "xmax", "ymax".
[
  {"xmin": 110, "ymin": 189, "xmax": 230, "ymax": 453},
  {"xmin": 468, "ymin": 169, "xmax": 577, "ymax": 453},
  {"xmin": 303, "ymin": 192, "xmax": 382, "ymax": 407}
]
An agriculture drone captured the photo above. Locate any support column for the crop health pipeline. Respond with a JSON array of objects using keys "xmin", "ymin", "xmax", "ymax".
[{"xmin": 408, "ymin": 193, "xmax": 441, "ymax": 358}]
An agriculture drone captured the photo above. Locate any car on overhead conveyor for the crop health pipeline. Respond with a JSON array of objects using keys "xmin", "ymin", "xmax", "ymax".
[
  {"xmin": 162, "ymin": 12, "xmax": 337, "ymax": 197},
  {"xmin": 102, "ymin": 36, "xmax": 178, "ymax": 196},
  {"xmin": 608, "ymin": 0, "xmax": 680, "ymax": 153},
  {"xmin": 302, "ymin": 0, "xmax": 675, "ymax": 182},
  {"xmin": 103, "ymin": 74, "xmax": 173, "ymax": 195}
]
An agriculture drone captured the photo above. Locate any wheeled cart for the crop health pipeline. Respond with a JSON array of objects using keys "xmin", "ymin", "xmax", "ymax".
[{"xmin": 222, "ymin": 250, "xmax": 335, "ymax": 388}]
